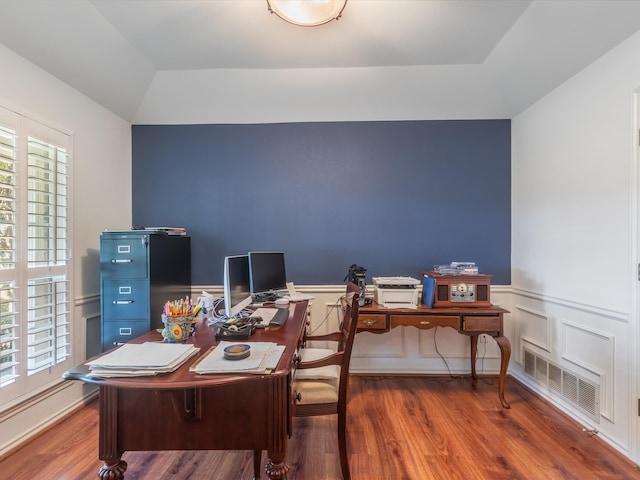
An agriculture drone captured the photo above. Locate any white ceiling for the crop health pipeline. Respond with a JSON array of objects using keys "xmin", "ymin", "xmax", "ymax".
[{"xmin": 2, "ymin": 0, "xmax": 640, "ymax": 122}]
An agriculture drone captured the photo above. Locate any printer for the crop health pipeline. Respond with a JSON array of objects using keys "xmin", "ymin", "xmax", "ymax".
[{"xmin": 372, "ymin": 276, "xmax": 421, "ymax": 308}]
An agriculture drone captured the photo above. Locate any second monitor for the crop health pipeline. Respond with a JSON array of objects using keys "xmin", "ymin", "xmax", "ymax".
[
  {"xmin": 249, "ymin": 251, "xmax": 287, "ymax": 302},
  {"xmin": 223, "ymin": 254, "xmax": 252, "ymax": 318}
]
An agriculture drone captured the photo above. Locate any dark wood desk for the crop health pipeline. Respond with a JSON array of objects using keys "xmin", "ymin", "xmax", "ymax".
[
  {"xmin": 63, "ymin": 301, "xmax": 308, "ymax": 480},
  {"xmin": 358, "ymin": 302, "xmax": 511, "ymax": 408}
]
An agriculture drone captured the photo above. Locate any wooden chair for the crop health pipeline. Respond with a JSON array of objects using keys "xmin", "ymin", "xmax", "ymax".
[{"xmin": 253, "ymin": 282, "xmax": 361, "ymax": 480}]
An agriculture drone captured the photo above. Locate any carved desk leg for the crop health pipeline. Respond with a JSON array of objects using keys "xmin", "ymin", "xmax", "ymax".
[
  {"xmin": 98, "ymin": 461, "xmax": 127, "ymax": 480},
  {"xmin": 494, "ymin": 335, "xmax": 511, "ymax": 409},
  {"xmin": 264, "ymin": 374, "xmax": 290, "ymax": 480},
  {"xmin": 98, "ymin": 386, "xmax": 127, "ymax": 480},
  {"xmin": 265, "ymin": 453, "xmax": 289, "ymax": 480}
]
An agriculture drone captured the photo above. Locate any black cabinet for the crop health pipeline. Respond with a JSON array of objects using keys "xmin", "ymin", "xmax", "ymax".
[{"xmin": 100, "ymin": 232, "xmax": 191, "ymax": 351}]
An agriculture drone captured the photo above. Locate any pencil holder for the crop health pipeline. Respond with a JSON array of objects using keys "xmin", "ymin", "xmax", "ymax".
[{"xmin": 162, "ymin": 314, "xmax": 196, "ymax": 343}]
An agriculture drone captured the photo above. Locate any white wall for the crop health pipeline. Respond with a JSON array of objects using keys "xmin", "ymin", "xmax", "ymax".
[
  {"xmin": 0, "ymin": 43, "xmax": 132, "ymax": 455},
  {"xmin": 133, "ymin": 65, "xmax": 510, "ymax": 124},
  {"xmin": 511, "ymin": 29, "xmax": 640, "ymax": 460}
]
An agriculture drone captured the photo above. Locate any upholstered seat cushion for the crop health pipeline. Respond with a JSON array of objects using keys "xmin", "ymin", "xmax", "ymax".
[
  {"xmin": 293, "ymin": 347, "xmax": 340, "ymax": 404},
  {"xmin": 294, "ymin": 348, "xmax": 339, "ymax": 380},
  {"xmin": 293, "ymin": 376, "xmax": 340, "ymax": 404}
]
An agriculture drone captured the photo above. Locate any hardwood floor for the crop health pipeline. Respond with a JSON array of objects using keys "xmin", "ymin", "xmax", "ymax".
[{"xmin": 1, "ymin": 375, "xmax": 639, "ymax": 480}]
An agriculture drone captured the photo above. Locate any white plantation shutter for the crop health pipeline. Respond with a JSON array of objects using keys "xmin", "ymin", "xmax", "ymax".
[
  {"xmin": 0, "ymin": 118, "xmax": 18, "ymax": 390},
  {"xmin": 0, "ymin": 106, "xmax": 73, "ymax": 407}
]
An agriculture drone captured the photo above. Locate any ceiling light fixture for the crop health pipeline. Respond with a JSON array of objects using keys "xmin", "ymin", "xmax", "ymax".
[{"xmin": 266, "ymin": 0, "xmax": 347, "ymax": 27}]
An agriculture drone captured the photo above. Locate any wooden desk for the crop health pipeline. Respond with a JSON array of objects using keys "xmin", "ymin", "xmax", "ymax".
[
  {"xmin": 358, "ymin": 302, "xmax": 511, "ymax": 408},
  {"xmin": 63, "ymin": 301, "xmax": 308, "ymax": 480}
]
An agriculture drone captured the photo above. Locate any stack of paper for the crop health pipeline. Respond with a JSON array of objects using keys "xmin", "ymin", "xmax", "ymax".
[
  {"xmin": 86, "ymin": 342, "xmax": 199, "ymax": 377},
  {"xmin": 190, "ymin": 341, "xmax": 285, "ymax": 375}
]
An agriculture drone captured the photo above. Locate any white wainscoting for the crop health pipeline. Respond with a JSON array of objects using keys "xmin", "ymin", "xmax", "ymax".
[
  {"xmin": 351, "ymin": 287, "xmax": 510, "ymax": 375},
  {"xmin": 1, "ymin": 294, "xmax": 101, "ymax": 457},
  {"xmin": 508, "ymin": 287, "xmax": 631, "ymax": 457}
]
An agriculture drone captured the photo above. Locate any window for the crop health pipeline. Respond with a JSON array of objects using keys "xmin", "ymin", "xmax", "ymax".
[{"xmin": 0, "ymin": 105, "xmax": 73, "ymax": 409}]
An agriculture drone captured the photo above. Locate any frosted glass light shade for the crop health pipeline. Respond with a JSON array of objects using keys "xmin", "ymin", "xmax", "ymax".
[{"xmin": 266, "ymin": 0, "xmax": 347, "ymax": 26}]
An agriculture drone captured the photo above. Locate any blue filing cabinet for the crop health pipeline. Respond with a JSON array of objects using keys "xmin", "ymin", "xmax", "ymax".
[{"xmin": 100, "ymin": 231, "xmax": 191, "ymax": 351}]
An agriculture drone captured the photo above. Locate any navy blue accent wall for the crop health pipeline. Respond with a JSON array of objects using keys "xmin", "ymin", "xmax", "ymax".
[{"xmin": 132, "ymin": 120, "xmax": 511, "ymax": 285}]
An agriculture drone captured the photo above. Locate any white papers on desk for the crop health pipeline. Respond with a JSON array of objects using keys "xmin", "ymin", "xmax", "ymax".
[
  {"xmin": 85, "ymin": 342, "xmax": 199, "ymax": 377},
  {"xmin": 190, "ymin": 341, "xmax": 285, "ymax": 375}
]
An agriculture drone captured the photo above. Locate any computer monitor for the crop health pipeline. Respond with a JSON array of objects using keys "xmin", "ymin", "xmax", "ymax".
[
  {"xmin": 223, "ymin": 255, "xmax": 252, "ymax": 318},
  {"xmin": 248, "ymin": 251, "xmax": 287, "ymax": 301}
]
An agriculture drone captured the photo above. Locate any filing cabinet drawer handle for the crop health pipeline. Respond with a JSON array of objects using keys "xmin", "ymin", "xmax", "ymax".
[
  {"xmin": 111, "ymin": 259, "xmax": 133, "ymax": 263},
  {"xmin": 113, "ymin": 300, "xmax": 134, "ymax": 304},
  {"xmin": 420, "ymin": 320, "xmax": 430, "ymax": 325}
]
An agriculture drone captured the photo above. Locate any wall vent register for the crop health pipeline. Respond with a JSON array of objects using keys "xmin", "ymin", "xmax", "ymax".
[{"xmin": 523, "ymin": 348, "xmax": 600, "ymax": 423}]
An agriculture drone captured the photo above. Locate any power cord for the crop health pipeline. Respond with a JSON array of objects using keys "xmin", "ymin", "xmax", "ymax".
[
  {"xmin": 207, "ymin": 296, "xmax": 254, "ymax": 326},
  {"xmin": 478, "ymin": 336, "xmax": 485, "ymax": 374},
  {"xmin": 306, "ymin": 296, "xmax": 345, "ymax": 336},
  {"xmin": 433, "ymin": 326, "xmax": 460, "ymax": 378},
  {"xmin": 476, "ymin": 335, "xmax": 495, "ymax": 386},
  {"xmin": 209, "ymin": 295, "xmax": 346, "ymax": 333},
  {"xmin": 434, "ymin": 328, "xmax": 497, "ymax": 381}
]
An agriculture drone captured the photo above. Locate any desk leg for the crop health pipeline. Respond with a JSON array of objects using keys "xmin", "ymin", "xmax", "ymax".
[
  {"xmin": 470, "ymin": 335, "xmax": 479, "ymax": 380},
  {"xmin": 265, "ymin": 453, "xmax": 289, "ymax": 480},
  {"xmin": 253, "ymin": 450, "xmax": 262, "ymax": 480},
  {"xmin": 264, "ymin": 374, "xmax": 290, "ymax": 480},
  {"xmin": 98, "ymin": 461, "xmax": 127, "ymax": 480},
  {"xmin": 98, "ymin": 386, "xmax": 127, "ymax": 480},
  {"xmin": 494, "ymin": 335, "xmax": 511, "ymax": 409},
  {"xmin": 470, "ymin": 335, "xmax": 511, "ymax": 409}
]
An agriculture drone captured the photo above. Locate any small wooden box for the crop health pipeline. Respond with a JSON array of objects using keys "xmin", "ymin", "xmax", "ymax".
[{"xmin": 424, "ymin": 271, "xmax": 492, "ymax": 308}]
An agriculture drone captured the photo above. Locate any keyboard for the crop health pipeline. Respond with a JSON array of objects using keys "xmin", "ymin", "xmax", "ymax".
[{"xmin": 250, "ymin": 307, "xmax": 289, "ymax": 326}]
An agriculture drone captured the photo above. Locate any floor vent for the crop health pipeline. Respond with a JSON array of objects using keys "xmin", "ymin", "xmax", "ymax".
[{"xmin": 523, "ymin": 348, "xmax": 600, "ymax": 423}]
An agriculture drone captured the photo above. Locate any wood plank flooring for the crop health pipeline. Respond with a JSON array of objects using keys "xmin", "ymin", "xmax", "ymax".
[{"xmin": 1, "ymin": 375, "xmax": 639, "ymax": 480}]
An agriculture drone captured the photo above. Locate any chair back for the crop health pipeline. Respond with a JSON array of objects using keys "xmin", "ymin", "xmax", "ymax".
[
  {"xmin": 293, "ymin": 282, "xmax": 361, "ymax": 405},
  {"xmin": 337, "ymin": 282, "xmax": 360, "ymax": 402},
  {"xmin": 255, "ymin": 282, "xmax": 361, "ymax": 480},
  {"xmin": 336, "ymin": 282, "xmax": 358, "ymax": 346}
]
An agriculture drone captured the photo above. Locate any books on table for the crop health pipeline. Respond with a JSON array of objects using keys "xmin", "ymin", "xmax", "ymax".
[
  {"xmin": 84, "ymin": 341, "xmax": 285, "ymax": 377},
  {"xmin": 190, "ymin": 341, "xmax": 285, "ymax": 375},
  {"xmin": 85, "ymin": 342, "xmax": 199, "ymax": 378}
]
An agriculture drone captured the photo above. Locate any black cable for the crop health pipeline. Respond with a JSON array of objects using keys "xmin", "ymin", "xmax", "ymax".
[
  {"xmin": 306, "ymin": 296, "xmax": 344, "ymax": 336},
  {"xmin": 433, "ymin": 326, "xmax": 465, "ymax": 379},
  {"xmin": 433, "ymin": 326, "xmax": 452, "ymax": 377},
  {"xmin": 477, "ymin": 335, "xmax": 495, "ymax": 385}
]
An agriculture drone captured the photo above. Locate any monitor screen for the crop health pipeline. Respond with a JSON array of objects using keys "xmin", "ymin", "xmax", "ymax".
[
  {"xmin": 223, "ymin": 255, "xmax": 252, "ymax": 318},
  {"xmin": 248, "ymin": 251, "xmax": 287, "ymax": 296}
]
